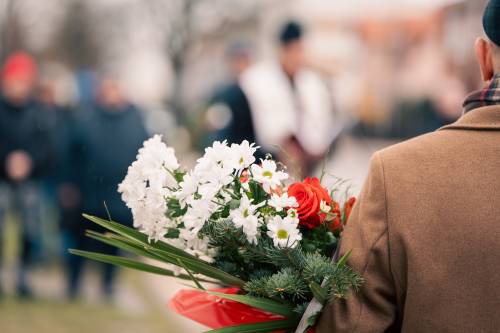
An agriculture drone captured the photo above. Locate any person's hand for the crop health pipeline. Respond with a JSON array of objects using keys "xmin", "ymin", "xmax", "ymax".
[
  {"xmin": 6, "ymin": 150, "xmax": 33, "ymax": 182},
  {"xmin": 58, "ymin": 183, "xmax": 81, "ymax": 209},
  {"xmin": 279, "ymin": 136, "xmax": 308, "ymax": 179}
]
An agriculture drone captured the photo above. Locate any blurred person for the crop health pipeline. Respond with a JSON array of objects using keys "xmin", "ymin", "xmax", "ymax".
[
  {"xmin": 0, "ymin": 52, "xmax": 54, "ymax": 298},
  {"xmin": 35, "ymin": 76, "xmax": 80, "ymax": 262},
  {"xmin": 311, "ymin": 1, "xmax": 500, "ymax": 332},
  {"xmin": 203, "ymin": 42, "xmax": 269, "ymax": 157},
  {"xmin": 240, "ymin": 21, "xmax": 336, "ymax": 178},
  {"xmin": 390, "ymin": 73, "xmax": 467, "ymax": 139},
  {"xmin": 65, "ymin": 77, "xmax": 148, "ymax": 299}
]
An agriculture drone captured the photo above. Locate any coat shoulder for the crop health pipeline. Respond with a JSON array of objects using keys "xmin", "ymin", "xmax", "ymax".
[{"xmin": 376, "ymin": 130, "xmax": 457, "ymax": 167}]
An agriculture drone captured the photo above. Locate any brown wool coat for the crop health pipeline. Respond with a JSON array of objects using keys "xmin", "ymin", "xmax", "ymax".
[{"xmin": 316, "ymin": 106, "xmax": 500, "ymax": 333}]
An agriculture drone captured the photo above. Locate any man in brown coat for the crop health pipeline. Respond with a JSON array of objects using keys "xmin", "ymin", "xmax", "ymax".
[{"xmin": 316, "ymin": 1, "xmax": 500, "ymax": 332}]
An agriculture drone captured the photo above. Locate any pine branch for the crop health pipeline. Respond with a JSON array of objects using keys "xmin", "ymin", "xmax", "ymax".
[
  {"xmin": 243, "ymin": 240, "xmax": 306, "ymax": 270},
  {"xmin": 301, "ymin": 253, "xmax": 333, "ymax": 285},
  {"xmin": 325, "ymin": 264, "xmax": 364, "ymax": 302},
  {"xmin": 264, "ymin": 268, "xmax": 310, "ymax": 302}
]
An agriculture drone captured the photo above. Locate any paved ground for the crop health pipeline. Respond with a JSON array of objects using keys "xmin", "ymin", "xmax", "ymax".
[
  {"xmin": 0, "ymin": 267, "xmax": 183, "ymax": 333},
  {"xmin": 323, "ymin": 136, "xmax": 397, "ymax": 192}
]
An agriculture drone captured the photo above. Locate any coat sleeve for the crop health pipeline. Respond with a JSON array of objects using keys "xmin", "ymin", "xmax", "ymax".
[{"xmin": 316, "ymin": 152, "xmax": 399, "ymax": 333}]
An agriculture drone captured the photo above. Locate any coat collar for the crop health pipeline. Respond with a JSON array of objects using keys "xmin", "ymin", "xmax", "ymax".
[{"xmin": 440, "ymin": 105, "xmax": 500, "ymax": 131}]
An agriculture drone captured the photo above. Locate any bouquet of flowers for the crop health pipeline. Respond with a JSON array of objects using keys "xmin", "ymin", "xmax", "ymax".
[{"xmin": 71, "ymin": 136, "xmax": 362, "ymax": 333}]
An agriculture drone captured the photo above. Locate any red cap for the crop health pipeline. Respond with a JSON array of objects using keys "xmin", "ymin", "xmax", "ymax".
[{"xmin": 1, "ymin": 52, "xmax": 37, "ymax": 84}]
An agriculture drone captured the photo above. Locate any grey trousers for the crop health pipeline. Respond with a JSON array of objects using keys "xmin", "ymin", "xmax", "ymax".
[{"xmin": 0, "ymin": 181, "xmax": 41, "ymax": 289}]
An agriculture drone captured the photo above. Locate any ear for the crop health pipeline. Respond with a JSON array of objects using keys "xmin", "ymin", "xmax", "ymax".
[{"xmin": 475, "ymin": 37, "xmax": 495, "ymax": 82}]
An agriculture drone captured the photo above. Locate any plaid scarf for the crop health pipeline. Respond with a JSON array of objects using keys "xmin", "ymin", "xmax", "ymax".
[{"xmin": 463, "ymin": 74, "xmax": 500, "ymax": 113}]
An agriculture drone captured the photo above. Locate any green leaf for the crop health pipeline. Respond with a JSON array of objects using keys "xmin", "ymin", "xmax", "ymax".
[
  {"xmin": 309, "ymin": 282, "xmax": 327, "ymax": 305},
  {"xmin": 85, "ymin": 231, "xmax": 165, "ymax": 262},
  {"xmin": 173, "ymin": 169, "xmax": 186, "ymax": 183},
  {"xmin": 248, "ymin": 181, "xmax": 268, "ymax": 204},
  {"xmin": 177, "ymin": 258, "xmax": 205, "ymax": 290},
  {"xmin": 204, "ymin": 318, "xmax": 299, "ymax": 333},
  {"xmin": 207, "ymin": 292, "xmax": 297, "ymax": 318},
  {"xmin": 147, "ymin": 248, "xmax": 246, "ymax": 288},
  {"xmin": 82, "ymin": 215, "xmax": 245, "ymax": 286},
  {"xmin": 336, "ymin": 250, "xmax": 352, "ymax": 268},
  {"xmin": 69, "ymin": 250, "xmax": 184, "ymax": 278},
  {"xmin": 165, "ymin": 228, "xmax": 180, "ymax": 239},
  {"xmin": 306, "ymin": 311, "xmax": 321, "ymax": 327},
  {"xmin": 82, "ymin": 214, "xmax": 196, "ymax": 260}
]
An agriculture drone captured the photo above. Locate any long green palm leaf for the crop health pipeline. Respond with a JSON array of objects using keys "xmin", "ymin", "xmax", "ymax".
[
  {"xmin": 81, "ymin": 215, "xmax": 245, "ymax": 287},
  {"xmin": 69, "ymin": 250, "xmax": 189, "ymax": 279},
  {"xmin": 147, "ymin": 248, "xmax": 246, "ymax": 287},
  {"xmin": 83, "ymin": 214, "xmax": 197, "ymax": 259},
  {"xmin": 207, "ymin": 292, "xmax": 296, "ymax": 318},
  {"xmin": 204, "ymin": 318, "xmax": 299, "ymax": 333}
]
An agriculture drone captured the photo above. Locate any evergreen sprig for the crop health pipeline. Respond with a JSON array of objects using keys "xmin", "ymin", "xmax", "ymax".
[
  {"xmin": 244, "ymin": 268, "xmax": 310, "ymax": 303},
  {"xmin": 325, "ymin": 264, "xmax": 364, "ymax": 301},
  {"xmin": 266, "ymin": 268, "xmax": 309, "ymax": 302},
  {"xmin": 243, "ymin": 241, "xmax": 306, "ymax": 269},
  {"xmin": 302, "ymin": 252, "xmax": 334, "ymax": 284},
  {"xmin": 243, "ymin": 247, "xmax": 362, "ymax": 304}
]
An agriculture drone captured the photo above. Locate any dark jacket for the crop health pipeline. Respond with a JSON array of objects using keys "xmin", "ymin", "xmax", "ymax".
[
  {"xmin": 210, "ymin": 82, "xmax": 268, "ymax": 159},
  {"xmin": 0, "ymin": 96, "xmax": 55, "ymax": 182},
  {"xmin": 71, "ymin": 103, "xmax": 148, "ymax": 226}
]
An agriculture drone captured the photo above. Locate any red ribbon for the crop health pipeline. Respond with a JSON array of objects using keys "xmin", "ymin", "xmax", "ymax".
[
  {"xmin": 169, "ymin": 287, "xmax": 286, "ymax": 331},
  {"xmin": 169, "ymin": 287, "xmax": 316, "ymax": 332}
]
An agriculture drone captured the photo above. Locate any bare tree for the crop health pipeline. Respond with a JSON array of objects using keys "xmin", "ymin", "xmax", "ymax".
[
  {"xmin": 0, "ymin": 0, "xmax": 26, "ymax": 62},
  {"xmin": 144, "ymin": 0, "xmax": 266, "ymax": 124},
  {"xmin": 53, "ymin": 1, "xmax": 100, "ymax": 69}
]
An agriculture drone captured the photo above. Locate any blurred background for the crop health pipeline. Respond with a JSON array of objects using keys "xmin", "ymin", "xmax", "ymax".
[{"xmin": 0, "ymin": 0, "xmax": 489, "ymax": 332}]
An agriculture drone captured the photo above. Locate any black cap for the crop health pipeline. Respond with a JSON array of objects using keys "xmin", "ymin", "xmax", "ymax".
[
  {"xmin": 483, "ymin": 0, "xmax": 500, "ymax": 46},
  {"xmin": 279, "ymin": 21, "xmax": 303, "ymax": 45}
]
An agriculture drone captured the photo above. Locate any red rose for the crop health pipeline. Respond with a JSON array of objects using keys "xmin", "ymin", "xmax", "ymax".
[
  {"xmin": 343, "ymin": 197, "xmax": 356, "ymax": 225},
  {"xmin": 288, "ymin": 177, "xmax": 332, "ymax": 229}
]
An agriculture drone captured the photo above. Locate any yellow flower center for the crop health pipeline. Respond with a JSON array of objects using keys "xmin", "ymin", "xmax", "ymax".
[
  {"xmin": 243, "ymin": 209, "xmax": 249, "ymax": 218},
  {"xmin": 263, "ymin": 171, "xmax": 273, "ymax": 179},
  {"xmin": 277, "ymin": 229, "xmax": 289, "ymax": 240}
]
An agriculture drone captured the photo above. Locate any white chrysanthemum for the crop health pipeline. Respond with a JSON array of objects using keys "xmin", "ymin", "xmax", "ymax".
[
  {"xmin": 250, "ymin": 160, "xmax": 288, "ymax": 193},
  {"xmin": 118, "ymin": 165, "xmax": 146, "ymax": 210},
  {"xmin": 136, "ymin": 135, "xmax": 179, "ymax": 188},
  {"xmin": 178, "ymin": 229, "xmax": 216, "ymax": 263},
  {"xmin": 230, "ymin": 195, "xmax": 264, "ymax": 244},
  {"xmin": 320, "ymin": 200, "xmax": 331, "ymax": 213},
  {"xmin": 176, "ymin": 173, "xmax": 199, "ymax": 204},
  {"xmin": 131, "ymin": 186, "xmax": 174, "ymax": 241},
  {"xmin": 117, "ymin": 135, "xmax": 181, "ymax": 241},
  {"xmin": 267, "ymin": 216, "xmax": 302, "ymax": 248},
  {"xmin": 194, "ymin": 142, "xmax": 234, "ymax": 187},
  {"xmin": 199, "ymin": 141, "xmax": 230, "ymax": 166},
  {"xmin": 183, "ymin": 199, "xmax": 216, "ymax": 234},
  {"xmin": 268, "ymin": 192, "xmax": 298, "ymax": 212},
  {"xmin": 202, "ymin": 164, "xmax": 233, "ymax": 187},
  {"xmin": 140, "ymin": 135, "xmax": 179, "ymax": 170},
  {"xmin": 242, "ymin": 215, "xmax": 259, "ymax": 245},
  {"xmin": 227, "ymin": 141, "xmax": 258, "ymax": 171}
]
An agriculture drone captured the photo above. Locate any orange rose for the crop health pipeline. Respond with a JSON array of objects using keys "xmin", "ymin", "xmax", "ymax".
[
  {"xmin": 288, "ymin": 177, "xmax": 332, "ymax": 229},
  {"xmin": 330, "ymin": 201, "xmax": 342, "ymax": 232},
  {"xmin": 343, "ymin": 197, "xmax": 356, "ymax": 225},
  {"xmin": 240, "ymin": 170, "xmax": 249, "ymax": 183}
]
